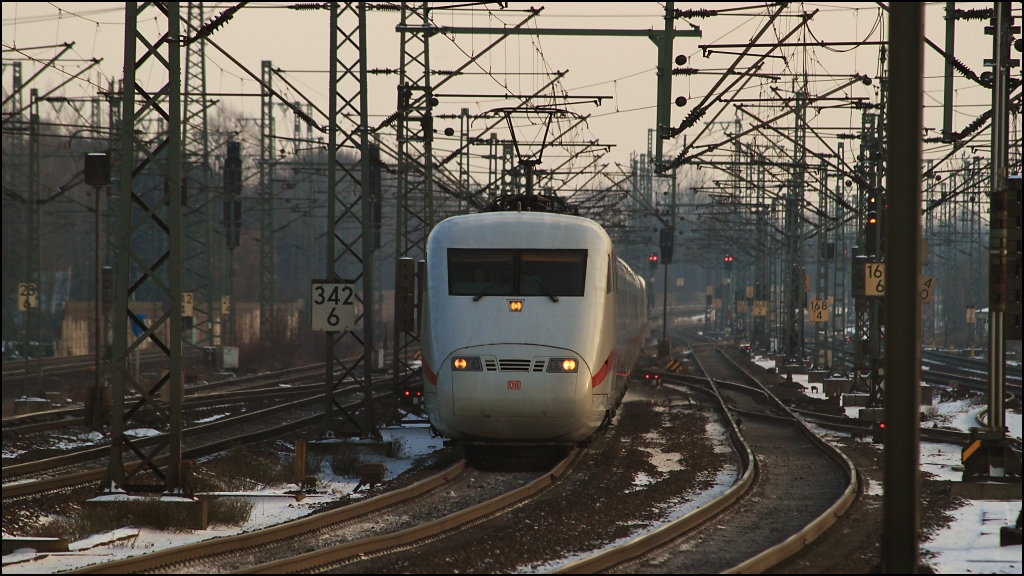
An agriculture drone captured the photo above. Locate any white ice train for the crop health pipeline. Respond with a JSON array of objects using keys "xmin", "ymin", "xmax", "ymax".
[{"xmin": 421, "ymin": 209, "xmax": 648, "ymax": 448}]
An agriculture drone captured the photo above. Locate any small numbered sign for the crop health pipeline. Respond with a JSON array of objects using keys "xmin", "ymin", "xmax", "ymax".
[
  {"xmin": 753, "ymin": 300, "xmax": 769, "ymax": 317},
  {"xmin": 865, "ymin": 263, "xmax": 885, "ymax": 296},
  {"xmin": 675, "ymin": 278, "xmax": 685, "ymax": 287},
  {"xmin": 311, "ymin": 280, "xmax": 355, "ymax": 332},
  {"xmin": 706, "ymin": 285, "xmax": 714, "ymax": 296},
  {"xmin": 712, "ymin": 298, "xmax": 722, "ymax": 310},
  {"xmin": 966, "ymin": 307, "xmax": 976, "ymax": 324},
  {"xmin": 736, "ymin": 301, "xmax": 749, "ymax": 314},
  {"xmin": 221, "ymin": 295, "xmax": 232, "ymax": 316},
  {"xmin": 181, "ymin": 292, "xmax": 194, "ymax": 317},
  {"xmin": 919, "ymin": 275, "xmax": 936, "ymax": 304},
  {"xmin": 18, "ymin": 283, "xmax": 38, "ymax": 311},
  {"xmin": 745, "ymin": 285, "xmax": 754, "ymax": 299},
  {"xmin": 809, "ymin": 299, "xmax": 830, "ymax": 323}
]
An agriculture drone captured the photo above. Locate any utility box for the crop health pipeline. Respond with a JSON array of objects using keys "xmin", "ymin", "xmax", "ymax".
[
  {"xmin": 920, "ymin": 384, "xmax": 934, "ymax": 406},
  {"xmin": 218, "ymin": 346, "xmax": 239, "ymax": 370}
]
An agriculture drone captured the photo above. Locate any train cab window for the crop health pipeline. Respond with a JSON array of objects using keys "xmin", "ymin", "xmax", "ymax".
[
  {"xmin": 448, "ymin": 248, "xmax": 587, "ymax": 298},
  {"xmin": 448, "ymin": 249, "xmax": 515, "ymax": 296},
  {"xmin": 519, "ymin": 249, "xmax": 587, "ymax": 297}
]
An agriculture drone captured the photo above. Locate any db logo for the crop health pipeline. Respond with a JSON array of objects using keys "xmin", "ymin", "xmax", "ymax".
[{"xmin": 507, "ymin": 380, "xmax": 522, "ymax": 390}]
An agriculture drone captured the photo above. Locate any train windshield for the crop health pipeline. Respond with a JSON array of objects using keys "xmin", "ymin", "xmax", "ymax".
[
  {"xmin": 447, "ymin": 248, "xmax": 587, "ymax": 298},
  {"xmin": 448, "ymin": 249, "xmax": 515, "ymax": 296},
  {"xmin": 519, "ymin": 249, "xmax": 587, "ymax": 297}
]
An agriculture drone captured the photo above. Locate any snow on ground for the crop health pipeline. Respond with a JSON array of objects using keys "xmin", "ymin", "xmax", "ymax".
[
  {"xmin": 1, "ymin": 418, "xmax": 444, "ymax": 573},
  {"xmin": 759, "ymin": 355, "xmax": 1022, "ymax": 574},
  {"xmin": 2, "ymin": 367, "xmax": 1019, "ymax": 573},
  {"xmin": 193, "ymin": 412, "xmax": 230, "ymax": 424}
]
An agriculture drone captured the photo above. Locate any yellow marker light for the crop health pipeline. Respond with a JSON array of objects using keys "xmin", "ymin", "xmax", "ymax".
[
  {"xmin": 451, "ymin": 357, "xmax": 482, "ymax": 371},
  {"xmin": 562, "ymin": 359, "xmax": 577, "ymax": 371},
  {"xmin": 508, "ymin": 300, "xmax": 524, "ymax": 312}
]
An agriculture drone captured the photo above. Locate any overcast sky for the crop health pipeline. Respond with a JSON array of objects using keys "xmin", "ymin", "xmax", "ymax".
[{"xmin": 2, "ymin": 2, "xmax": 1008, "ymax": 179}]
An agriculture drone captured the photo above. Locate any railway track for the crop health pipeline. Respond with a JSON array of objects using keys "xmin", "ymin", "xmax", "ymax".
[
  {"xmin": 1, "ymin": 372, "xmax": 413, "ymax": 500},
  {"xmin": 552, "ymin": 339, "xmax": 856, "ymax": 573},
  {"xmin": 1, "ymin": 320, "xmax": 1004, "ymax": 573},
  {"xmin": 1, "ymin": 363, "xmax": 328, "ymax": 435},
  {"xmin": 2, "ymin": 349, "xmax": 201, "ymax": 388},
  {"xmin": 61, "ymin": 452, "xmax": 578, "ymax": 574},
  {"xmin": 230, "ymin": 337, "xmax": 852, "ymax": 573}
]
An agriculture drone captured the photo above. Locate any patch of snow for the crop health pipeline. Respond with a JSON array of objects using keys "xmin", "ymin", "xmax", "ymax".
[
  {"xmin": 924, "ymin": 500, "xmax": 1022, "ymax": 574},
  {"xmin": 123, "ymin": 428, "xmax": 161, "ymax": 438},
  {"xmin": 1, "ymin": 424, "xmax": 445, "ymax": 574},
  {"xmin": 68, "ymin": 528, "xmax": 139, "ymax": 551},
  {"xmin": 194, "ymin": 413, "xmax": 229, "ymax": 424},
  {"xmin": 630, "ymin": 472, "xmax": 656, "ymax": 490}
]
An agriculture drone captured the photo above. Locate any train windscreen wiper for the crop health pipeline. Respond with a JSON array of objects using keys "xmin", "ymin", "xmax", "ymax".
[
  {"xmin": 522, "ymin": 273, "xmax": 559, "ymax": 302},
  {"xmin": 472, "ymin": 270, "xmax": 513, "ymax": 301}
]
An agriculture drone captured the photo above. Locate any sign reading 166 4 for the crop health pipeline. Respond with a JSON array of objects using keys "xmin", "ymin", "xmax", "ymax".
[{"xmin": 311, "ymin": 281, "xmax": 355, "ymax": 332}]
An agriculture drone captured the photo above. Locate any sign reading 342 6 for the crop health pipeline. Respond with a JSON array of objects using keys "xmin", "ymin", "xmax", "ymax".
[{"xmin": 311, "ymin": 281, "xmax": 355, "ymax": 332}]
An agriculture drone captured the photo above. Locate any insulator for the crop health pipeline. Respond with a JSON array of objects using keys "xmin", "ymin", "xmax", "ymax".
[
  {"xmin": 288, "ymin": 3, "xmax": 329, "ymax": 10},
  {"xmin": 678, "ymin": 106, "xmax": 707, "ymax": 132},
  {"xmin": 947, "ymin": 53, "xmax": 984, "ymax": 86},
  {"xmin": 188, "ymin": 3, "xmax": 243, "ymax": 44},
  {"xmin": 676, "ymin": 8, "xmax": 717, "ymax": 18},
  {"xmin": 368, "ymin": 68, "xmax": 398, "ymax": 75},
  {"xmin": 951, "ymin": 8, "xmax": 993, "ymax": 21},
  {"xmin": 291, "ymin": 106, "xmax": 321, "ymax": 132},
  {"xmin": 950, "ymin": 109, "xmax": 993, "ymax": 142},
  {"xmin": 673, "ymin": 67, "xmax": 699, "ymax": 75},
  {"xmin": 368, "ymin": 3, "xmax": 403, "ymax": 12},
  {"xmin": 376, "ymin": 110, "xmax": 401, "ymax": 131}
]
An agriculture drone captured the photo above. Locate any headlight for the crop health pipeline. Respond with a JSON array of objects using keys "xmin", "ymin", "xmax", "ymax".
[
  {"xmin": 546, "ymin": 358, "xmax": 578, "ymax": 373},
  {"xmin": 452, "ymin": 357, "xmax": 482, "ymax": 371}
]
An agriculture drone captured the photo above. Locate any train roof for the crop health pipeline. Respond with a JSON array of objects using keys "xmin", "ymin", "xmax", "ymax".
[{"xmin": 430, "ymin": 210, "xmax": 611, "ymax": 245}]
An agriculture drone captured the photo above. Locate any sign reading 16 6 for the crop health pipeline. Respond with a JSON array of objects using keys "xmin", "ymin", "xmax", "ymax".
[{"xmin": 311, "ymin": 281, "xmax": 355, "ymax": 332}]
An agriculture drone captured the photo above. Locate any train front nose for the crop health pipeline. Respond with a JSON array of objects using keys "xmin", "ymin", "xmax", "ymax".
[{"xmin": 440, "ymin": 345, "xmax": 590, "ymax": 441}]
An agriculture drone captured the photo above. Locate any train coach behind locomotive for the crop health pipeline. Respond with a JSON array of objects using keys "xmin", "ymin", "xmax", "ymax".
[{"xmin": 421, "ymin": 199, "xmax": 647, "ymax": 448}]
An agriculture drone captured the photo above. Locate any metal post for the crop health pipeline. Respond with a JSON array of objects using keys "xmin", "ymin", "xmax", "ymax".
[
  {"xmin": 882, "ymin": 3, "xmax": 923, "ymax": 571},
  {"xmin": 2, "ymin": 63, "xmax": 23, "ymax": 359},
  {"xmin": 259, "ymin": 60, "xmax": 276, "ymax": 349},
  {"xmin": 986, "ymin": 0, "xmax": 1011, "ymax": 435},
  {"xmin": 326, "ymin": 3, "xmax": 377, "ymax": 439},
  {"xmin": 26, "ymin": 88, "xmax": 43, "ymax": 393},
  {"xmin": 782, "ymin": 91, "xmax": 807, "ymax": 367},
  {"xmin": 106, "ymin": 2, "xmax": 185, "ymax": 494},
  {"xmin": 183, "ymin": 2, "xmax": 215, "ymax": 351},
  {"xmin": 942, "ymin": 1, "xmax": 956, "ymax": 142},
  {"xmin": 813, "ymin": 165, "xmax": 830, "ymax": 373},
  {"xmin": 93, "ymin": 181, "xmax": 104, "ymax": 425},
  {"xmin": 832, "ymin": 147, "xmax": 849, "ymax": 375},
  {"xmin": 654, "ymin": 1, "xmax": 675, "ymax": 167}
]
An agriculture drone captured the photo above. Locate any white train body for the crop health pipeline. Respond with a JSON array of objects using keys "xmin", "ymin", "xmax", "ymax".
[{"xmin": 421, "ymin": 211, "xmax": 647, "ymax": 446}]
